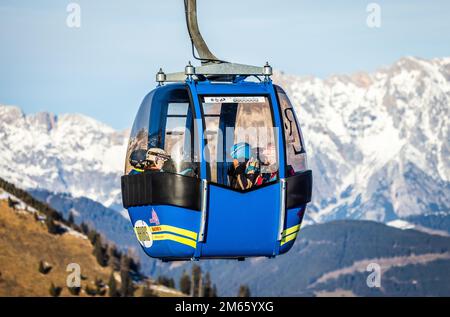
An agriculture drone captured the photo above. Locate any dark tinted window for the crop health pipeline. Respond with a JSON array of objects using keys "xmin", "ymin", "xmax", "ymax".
[
  {"xmin": 125, "ymin": 86, "xmax": 198, "ymax": 177},
  {"xmin": 201, "ymin": 96, "xmax": 279, "ymax": 189},
  {"xmin": 276, "ymin": 86, "xmax": 308, "ymax": 177}
]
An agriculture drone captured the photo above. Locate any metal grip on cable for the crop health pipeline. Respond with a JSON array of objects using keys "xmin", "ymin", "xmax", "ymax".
[{"xmin": 185, "ymin": 0, "xmax": 219, "ymax": 64}]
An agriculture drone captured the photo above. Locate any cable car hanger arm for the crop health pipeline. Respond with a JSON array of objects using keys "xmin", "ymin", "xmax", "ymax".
[
  {"xmin": 184, "ymin": 0, "xmax": 225, "ymax": 65},
  {"xmin": 156, "ymin": 0, "xmax": 273, "ymax": 84}
]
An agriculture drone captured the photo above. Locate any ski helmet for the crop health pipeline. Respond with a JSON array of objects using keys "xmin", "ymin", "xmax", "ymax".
[
  {"xmin": 230, "ymin": 142, "xmax": 251, "ymax": 161},
  {"xmin": 129, "ymin": 149, "xmax": 148, "ymax": 169}
]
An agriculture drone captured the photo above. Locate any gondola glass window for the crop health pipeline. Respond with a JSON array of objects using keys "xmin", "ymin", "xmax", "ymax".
[
  {"xmin": 275, "ymin": 86, "xmax": 308, "ymax": 177},
  {"xmin": 125, "ymin": 87, "xmax": 198, "ymax": 177},
  {"xmin": 201, "ymin": 96, "xmax": 278, "ymax": 187}
]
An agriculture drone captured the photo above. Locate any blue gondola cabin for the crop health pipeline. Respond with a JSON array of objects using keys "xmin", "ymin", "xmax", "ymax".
[{"xmin": 121, "ymin": 65, "xmax": 312, "ymax": 261}]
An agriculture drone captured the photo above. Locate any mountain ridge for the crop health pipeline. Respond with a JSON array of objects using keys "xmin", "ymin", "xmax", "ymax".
[
  {"xmin": 0, "ymin": 104, "xmax": 128, "ymax": 211},
  {"xmin": 274, "ymin": 56, "xmax": 449, "ymax": 223}
]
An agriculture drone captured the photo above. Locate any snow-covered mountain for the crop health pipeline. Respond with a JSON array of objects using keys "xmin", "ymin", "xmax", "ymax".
[
  {"xmin": 0, "ymin": 56, "xmax": 449, "ymax": 224},
  {"xmin": 274, "ymin": 56, "xmax": 450, "ymax": 223},
  {"xmin": 0, "ymin": 106, "xmax": 128, "ymax": 210}
]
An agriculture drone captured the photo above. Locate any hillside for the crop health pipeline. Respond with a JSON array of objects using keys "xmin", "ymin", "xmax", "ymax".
[
  {"xmin": 0, "ymin": 197, "xmax": 112, "ymax": 296},
  {"xmin": 30, "ymin": 188, "xmax": 137, "ymax": 252},
  {"xmin": 28, "ymin": 188, "xmax": 158, "ymax": 278},
  {"xmin": 0, "ymin": 186, "xmax": 183, "ymax": 297}
]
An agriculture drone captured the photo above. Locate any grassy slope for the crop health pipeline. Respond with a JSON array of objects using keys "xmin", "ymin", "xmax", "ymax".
[
  {"xmin": 0, "ymin": 200, "xmax": 112, "ymax": 296},
  {"xmin": 0, "ymin": 200, "xmax": 184, "ymax": 297}
]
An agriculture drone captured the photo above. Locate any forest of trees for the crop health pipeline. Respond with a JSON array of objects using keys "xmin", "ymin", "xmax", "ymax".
[
  {"xmin": 1, "ymin": 176, "xmax": 140, "ymax": 297},
  {"xmin": 175, "ymin": 265, "xmax": 218, "ymax": 297}
]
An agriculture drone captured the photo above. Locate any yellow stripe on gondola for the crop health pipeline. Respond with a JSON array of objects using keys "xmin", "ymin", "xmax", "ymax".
[
  {"xmin": 280, "ymin": 232, "xmax": 298, "ymax": 246},
  {"xmin": 280, "ymin": 224, "xmax": 301, "ymax": 246},
  {"xmin": 282, "ymin": 224, "xmax": 300, "ymax": 237},
  {"xmin": 152, "ymin": 233, "xmax": 197, "ymax": 248},
  {"xmin": 134, "ymin": 224, "xmax": 198, "ymax": 248},
  {"xmin": 151, "ymin": 225, "xmax": 198, "ymax": 240}
]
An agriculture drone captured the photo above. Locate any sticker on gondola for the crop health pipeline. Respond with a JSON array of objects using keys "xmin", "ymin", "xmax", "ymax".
[
  {"xmin": 204, "ymin": 96, "xmax": 265, "ymax": 104},
  {"xmin": 134, "ymin": 220, "xmax": 153, "ymax": 248},
  {"xmin": 149, "ymin": 208, "xmax": 160, "ymax": 225}
]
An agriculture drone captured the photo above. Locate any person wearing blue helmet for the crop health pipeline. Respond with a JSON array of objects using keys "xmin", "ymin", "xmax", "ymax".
[{"xmin": 227, "ymin": 142, "xmax": 261, "ymax": 190}]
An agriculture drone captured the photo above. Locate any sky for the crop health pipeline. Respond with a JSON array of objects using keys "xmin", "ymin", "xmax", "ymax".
[{"xmin": 0, "ymin": 0, "xmax": 449, "ymax": 130}]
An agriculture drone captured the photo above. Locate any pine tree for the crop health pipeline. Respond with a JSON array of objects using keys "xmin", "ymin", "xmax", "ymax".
[
  {"xmin": 157, "ymin": 275, "xmax": 175, "ymax": 288},
  {"xmin": 7, "ymin": 197, "xmax": 18, "ymax": 209},
  {"xmin": 198, "ymin": 270, "xmax": 203, "ymax": 297},
  {"xmin": 203, "ymin": 272, "xmax": 213, "ymax": 297},
  {"xmin": 107, "ymin": 245, "xmax": 121, "ymax": 271},
  {"xmin": 80, "ymin": 222, "xmax": 89, "ymax": 235},
  {"xmin": 7, "ymin": 196, "xmax": 13, "ymax": 208},
  {"xmin": 88, "ymin": 230, "xmax": 99, "ymax": 246},
  {"xmin": 191, "ymin": 264, "xmax": 202, "ymax": 297},
  {"xmin": 108, "ymin": 272, "xmax": 119, "ymax": 297},
  {"xmin": 49, "ymin": 283, "xmax": 62, "ymax": 297},
  {"xmin": 38, "ymin": 260, "xmax": 52, "ymax": 274},
  {"xmin": 93, "ymin": 237, "xmax": 108, "ymax": 267},
  {"xmin": 68, "ymin": 212, "xmax": 75, "ymax": 225},
  {"xmin": 129, "ymin": 256, "xmax": 141, "ymax": 274},
  {"xmin": 46, "ymin": 215, "xmax": 59, "ymax": 234},
  {"xmin": 211, "ymin": 284, "xmax": 218, "ymax": 297},
  {"xmin": 120, "ymin": 256, "xmax": 135, "ymax": 297},
  {"xmin": 67, "ymin": 286, "xmax": 81, "ymax": 296},
  {"xmin": 238, "ymin": 285, "xmax": 251, "ymax": 297},
  {"xmin": 179, "ymin": 270, "xmax": 191, "ymax": 295}
]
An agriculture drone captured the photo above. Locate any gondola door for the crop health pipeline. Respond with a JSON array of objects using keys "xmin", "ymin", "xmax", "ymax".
[{"xmin": 198, "ymin": 92, "xmax": 284, "ymax": 257}]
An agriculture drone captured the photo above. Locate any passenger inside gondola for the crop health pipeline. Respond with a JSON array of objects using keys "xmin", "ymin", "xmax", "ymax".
[
  {"xmin": 227, "ymin": 142, "xmax": 281, "ymax": 190},
  {"xmin": 128, "ymin": 148, "xmax": 170, "ymax": 175},
  {"xmin": 128, "ymin": 147, "xmax": 198, "ymax": 177},
  {"xmin": 255, "ymin": 143, "xmax": 278, "ymax": 185},
  {"xmin": 145, "ymin": 148, "xmax": 171, "ymax": 172},
  {"xmin": 128, "ymin": 149, "xmax": 147, "ymax": 175},
  {"xmin": 227, "ymin": 142, "xmax": 257, "ymax": 190}
]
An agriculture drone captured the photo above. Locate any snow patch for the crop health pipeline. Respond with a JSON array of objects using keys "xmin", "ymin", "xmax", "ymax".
[{"xmin": 387, "ymin": 219, "xmax": 416, "ymax": 230}]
